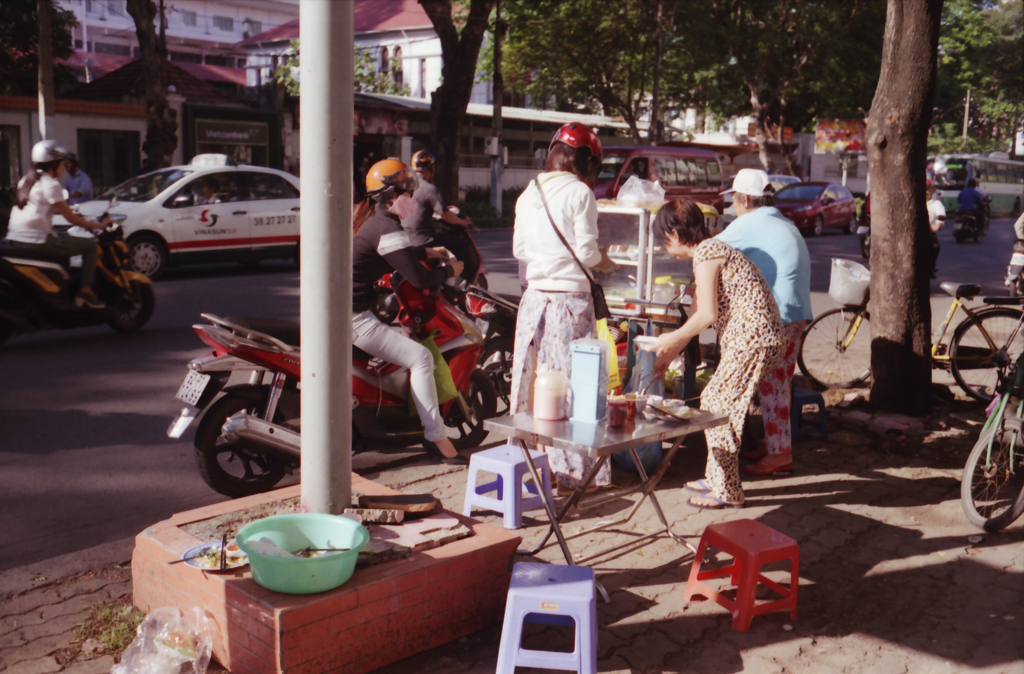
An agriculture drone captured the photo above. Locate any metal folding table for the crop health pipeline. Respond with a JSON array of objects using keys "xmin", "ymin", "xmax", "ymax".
[{"xmin": 483, "ymin": 410, "xmax": 728, "ymax": 599}]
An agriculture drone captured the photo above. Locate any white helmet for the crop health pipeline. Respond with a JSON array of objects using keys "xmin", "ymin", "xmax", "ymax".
[{"xmin": 31, "ymin": 139, "xmax": 68, "ymax": 164}]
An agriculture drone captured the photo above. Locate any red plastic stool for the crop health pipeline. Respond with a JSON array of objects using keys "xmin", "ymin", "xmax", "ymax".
[{"xmin": 682, "ymin": 519, "xmax": 799, "ymax": 632}]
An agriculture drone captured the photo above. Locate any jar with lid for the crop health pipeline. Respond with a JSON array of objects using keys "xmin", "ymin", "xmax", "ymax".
[{"xmin": 534, "ymin": 370, "xmax": 571, "ymax": 420}]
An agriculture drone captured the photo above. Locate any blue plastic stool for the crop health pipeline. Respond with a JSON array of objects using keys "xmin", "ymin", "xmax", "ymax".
[
  {"xmin": 496, "ymin": 563, "xmax": 598, "ymax": 674},
  {"xmin": 791, "ymin": 387, "xmax": 828, "ymax": 442},
  {"xmin": 462, "ymin": 444, "xmax": 553, "ymax": 530}
]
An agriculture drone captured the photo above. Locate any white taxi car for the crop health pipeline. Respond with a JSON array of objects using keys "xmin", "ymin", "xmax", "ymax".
[{"xmin": 74, "ymin": 155, "xmax": 301, "ymax": 279}]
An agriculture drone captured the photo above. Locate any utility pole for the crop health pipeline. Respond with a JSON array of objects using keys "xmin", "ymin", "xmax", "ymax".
[
  {"xmin": 648, "ymin": 0, "xmax": 664, "ymax": 145},
  {"xmin": 37, "ymin": 0, "xmax": 55, "ymax": 140},
  {"xmin": 489, "ymin": 0, "xmax": 505, "ymax": 217},
  {"xmin": 159, "ymin": 0, "xmax": 167, "ymax": 59},
  {"xmin": 299, "ymin": 0, "xmax": 354, "ymax": 515},
  {"xmin": 961, "ymin": 89, "xmax": 970, "ymax": 152}
]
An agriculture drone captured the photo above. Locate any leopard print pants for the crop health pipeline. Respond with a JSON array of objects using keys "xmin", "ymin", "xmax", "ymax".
[{"xmin": 700, "ymin": 342, "xmax": 785, "ymax": 502}]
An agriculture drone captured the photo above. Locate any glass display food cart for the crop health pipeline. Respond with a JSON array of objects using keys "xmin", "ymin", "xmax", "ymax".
[{"xmin": 594, "ymin": 201, "xmax": 720, "ymax": 398}]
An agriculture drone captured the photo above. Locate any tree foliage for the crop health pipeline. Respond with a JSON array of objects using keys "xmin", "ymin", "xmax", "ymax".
[
  {"xmin": 929, "ymin": 0, "xmax": 1024, "ymax": 154},
  {"xmin": 419, "ymin": 0, "xmax": 496, "ymax": 204},
  {"xmin": 0, "ymin": 0, "xmax": 79, "ymax": 97},
  {"xmin": 274, "ymin": 40, "xmax": 411, "ymax": 97}
]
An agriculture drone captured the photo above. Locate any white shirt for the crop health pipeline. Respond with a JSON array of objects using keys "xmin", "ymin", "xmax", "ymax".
[
  {"xmin": 927, "ymin": 197, "xmax": 946, "ymax": 232},
  {"xmin": 513, "ymin": 172, "xmax": 602, "ymax": 292},
  {"xmin": 6, "ymin": 173, "xmax": 65, "ymax": 244}
]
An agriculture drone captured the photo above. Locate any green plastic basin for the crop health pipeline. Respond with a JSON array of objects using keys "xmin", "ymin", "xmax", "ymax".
[{"xmin": 236, "ymin": 514, "xmax": 369, "ymax": 595}]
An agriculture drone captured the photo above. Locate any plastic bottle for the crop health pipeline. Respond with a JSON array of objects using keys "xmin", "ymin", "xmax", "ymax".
[{"xmin": 534, "ymin": 370, "xmax": 571, "ymax": 420}]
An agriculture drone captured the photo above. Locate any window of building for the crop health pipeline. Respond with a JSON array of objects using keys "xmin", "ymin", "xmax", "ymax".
[
  {"xmin": 213, "ymin": 16, "xmax": 234, "ymax": 32},
  {"xmin": 380, "ymin": 47, "xmax": 389, "ymax": 74},
  {"xmin": 181, "ymin": 10, "xmax": 197, "ymax": 27},
  {"xmin": 0, "ymin": 125, "xmax": 22, "ymax": 191},
  {"xmin": 107, "ymin": 0, "xmax": 124, "ymax": 17},
  {"xmin": 94, "ymin": 42, "xmax": 131, "ymax": 56},
  {"xmin": 77, "ymin": 129, "xmax": 140, "ymax": 192},
  {"xmin": 169, "ymin": 51, "xmax": 203, "ymax": 64},
  {"xmin": 392, "ymin": 47, "xmax": 403, "ymax": 88},
  {"xmin": 204, "ymin": 55, "xmax": 235, "ymax": 67},
  {"xmin": 243, "ymin": 19, "xmax": 262, "ymax": 37}
]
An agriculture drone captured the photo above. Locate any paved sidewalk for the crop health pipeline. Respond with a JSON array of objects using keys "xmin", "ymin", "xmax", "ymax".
[{"xmin": 3, "ymin": 393, "xmax": 1023, "ymax": 673}]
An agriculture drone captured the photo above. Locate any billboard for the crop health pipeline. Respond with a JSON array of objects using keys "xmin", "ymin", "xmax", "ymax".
[
  {"xmin": 816, "ymin": 120, "xmax": 866, "ymax": 153},
  {"xmin": 747, "ymin": 123, "xmax": 792, "ymax": 142}
]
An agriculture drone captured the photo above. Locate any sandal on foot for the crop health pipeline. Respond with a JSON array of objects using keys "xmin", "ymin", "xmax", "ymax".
[
  {"xmin": 688, "ymin": 493, "xmax": 744, "ymax": 510},
  {"xmin": 422, "ymin": 439, "xmax": 469, "ymax": 466},
  {"xmin": 684, "ymin": 479, "xmax": 711, "ymax": 493},
  {"xmin": 740, "ymin": 443, "xmax": 768, "ymax": 462},
  {"xmin": 742, "ymin": 460, "xmax": 794, "ymax": 476}
]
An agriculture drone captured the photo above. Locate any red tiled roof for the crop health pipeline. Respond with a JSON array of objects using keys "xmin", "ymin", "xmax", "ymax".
[
  {"xmin": 62, "ymin": 51, "xmax": 134, "ymax": 80},
  {"xmin": 0, "ymin": 95, "xmax": 146, "ymax": 117},
  {"xmin": 69, "ymin": 59, "xmax": 239, "ymax": 105},
  {"xmin": 176, "ymin": 62, "xmax": 248, "ymax": 86},
  {"xmin": 236, "ymin": 0, "xmax": 432, "ymax": 47}
]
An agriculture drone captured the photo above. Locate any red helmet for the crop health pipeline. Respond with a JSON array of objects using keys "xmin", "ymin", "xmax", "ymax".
[{"xmin": 549, "ymin": 122, "xmax": 602, "ymax": 159}]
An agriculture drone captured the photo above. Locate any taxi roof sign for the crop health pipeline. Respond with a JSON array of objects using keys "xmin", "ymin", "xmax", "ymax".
[{"xmin": 189, "ymin": 153, "xmax": 236, "ymax": 167}]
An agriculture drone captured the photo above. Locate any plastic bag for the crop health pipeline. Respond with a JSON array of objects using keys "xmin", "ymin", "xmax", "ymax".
[
  {"xmin": 613, "ymin": 324, "xmax": 665, "ymax": 474},
  {"xmin": 410, "ymin": 330, "xmax": 459, "ymax": 415},
  {"xmin": 616, "ymin": 176, "xmax": 666, "ymax": 209},
  {"xmin": 112, "ymin": 606, "xmax": 212, "ymax": 674},
  {"xmin": 828, "ymin": 258, "xmax": 871, "ymax": 306},
  {"xmin": 596, "ymin": 319, "xmax": 620, "ymax": 391}
]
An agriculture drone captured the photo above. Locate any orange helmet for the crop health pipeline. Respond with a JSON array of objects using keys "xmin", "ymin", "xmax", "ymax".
[{"xmin": 365, "ymin": 158, "xmax": 414, "ymax": 198}]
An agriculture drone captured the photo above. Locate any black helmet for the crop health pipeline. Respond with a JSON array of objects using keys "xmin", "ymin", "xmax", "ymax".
[{"xmin": 411, "ymin": 150, "xmax": 435, "ymax": 172}]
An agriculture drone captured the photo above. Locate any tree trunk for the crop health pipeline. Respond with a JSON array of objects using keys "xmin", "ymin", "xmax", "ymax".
[
  {"xmin": 866, "ymin": 0, "xmax": 943, "ymax": 414},
  {"xmin": 747, "ymin": 83, "xmax": 776, "ymax": 172},
  {"xmin": 420, "ymin": 0, "xmax": 496, "ymax": 205},
  {"xmin": 126, "ymin": 0, "xmax": 177, "ymax": 171},
  {"xmin": 647, "ymin": 0, "xmax": 664, "ymax": 145},
  {"xmin": 776, "ymin": 98, "xmax": 799, "ymax": 176}
]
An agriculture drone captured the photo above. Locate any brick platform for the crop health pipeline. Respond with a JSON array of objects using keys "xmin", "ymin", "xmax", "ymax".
[{"xmin": 132, "ymin": 475, "xmax": 522, "ymax": 673}]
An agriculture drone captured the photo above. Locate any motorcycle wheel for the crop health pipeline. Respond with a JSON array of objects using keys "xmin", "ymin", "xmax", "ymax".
[
  {"xmin": 1013, "ymin": 278, "xmax": 1024, "ymax": 298},
  {"xmin": 480, "ymin": 336, "xmax": 514, "ymax": 415},
  {"xmin": 954, "ymin": 232, "xmax": 966, "ymax": 244},
  {"xmin": 445, "ymin": 369, "xmax": 497, "ymax": 450},
  {"xmin": 859, "ymin": 235, "xmax": 870, "ymax": 260},
  {"xmin": 844, "ymin": 214, "xmax": 856, "ymax": 235},
  {"xmin": 194, "ymin": 392, "xmax": 290, "ymax": 498},
  {"xmin": 107, "ymin": 280, "xmax": 155, "ymax": 333}
]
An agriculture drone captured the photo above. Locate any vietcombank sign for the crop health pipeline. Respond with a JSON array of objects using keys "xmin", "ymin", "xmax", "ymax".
[{"xmin": 195, "ymin": 120, "xmax": 268, "ymax": 146}]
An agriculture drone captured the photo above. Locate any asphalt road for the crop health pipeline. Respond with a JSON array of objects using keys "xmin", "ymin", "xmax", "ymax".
[{"xmin": 0, "ymin": 216, "xmax": 1016, "ymax": 570}]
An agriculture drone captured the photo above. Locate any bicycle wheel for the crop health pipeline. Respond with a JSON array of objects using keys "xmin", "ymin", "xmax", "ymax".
[
  {"xmin": 949, "ymin": 308, "xmax": 1024, "ymax": 402},
  {"xmin": 961, "ymin": 405, "xmax": 1024, "ymax": 531},
  {"xmin": 798, "ymin": 307, "xmax": 872, "ymax": 389}
]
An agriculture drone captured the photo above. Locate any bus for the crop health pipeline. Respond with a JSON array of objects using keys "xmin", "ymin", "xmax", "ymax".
[{"xmin": 928, "ymin": 153, "xmax": 1024, "ymax": 216}]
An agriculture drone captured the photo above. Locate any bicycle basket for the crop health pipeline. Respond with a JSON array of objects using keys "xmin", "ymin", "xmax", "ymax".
[{"xmin": 829, "ymin": 258, "xmax": 871, "ymax": 306}]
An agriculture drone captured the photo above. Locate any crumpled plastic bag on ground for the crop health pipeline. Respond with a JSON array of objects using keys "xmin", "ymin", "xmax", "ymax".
[
  {"xmin": 112, "ymin": 606, "xmax": 212, "ymax": 674},
  {"xmin": 616, "ymin": 176, "xmax": 666, "ymax": 208}
]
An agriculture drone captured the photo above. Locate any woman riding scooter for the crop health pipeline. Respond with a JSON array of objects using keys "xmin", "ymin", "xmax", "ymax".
[
  {"xmin": 352, "ymin": 158, "xmax": 468, "ymax": 464},
  {"xmin": 6, "ymin": 140, "xmax": 111, "ymax": 308}
]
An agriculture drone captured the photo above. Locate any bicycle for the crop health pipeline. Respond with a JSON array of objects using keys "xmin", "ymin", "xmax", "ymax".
[
  {"xmin": 961, "ymin": 304, "xmax": 1024, "ymax": 530},
  {"xmin": 798, "ymin": 280, "xmax": 1024, "ymax": 402}
]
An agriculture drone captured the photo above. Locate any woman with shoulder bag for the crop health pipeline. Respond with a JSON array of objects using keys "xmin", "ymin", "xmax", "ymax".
[{"xmin": 510, "ymin": 122, "xmax": 612, "ymax": 494}]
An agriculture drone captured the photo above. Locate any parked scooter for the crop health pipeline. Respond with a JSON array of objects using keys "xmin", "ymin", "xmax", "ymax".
[
  {"xmin": 953, "ymin": 195, "xmax": 992, "ymax": 243},
  {"xmin": 167, "ymin": 272, "xmax": 496, "ymax": 498},
  {"xmin": 1005, "ymin": 239, "xmax": 1024, "ymax": 297},
  {"xmin": 0, "ymin": 216, "xmax": 155, "ymax": 346},
  {"xmin": 465, "ymin": 286, "xmax": 520, "ymax": 412}
]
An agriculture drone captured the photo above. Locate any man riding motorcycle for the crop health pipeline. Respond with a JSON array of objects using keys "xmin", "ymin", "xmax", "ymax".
[
  {"xmin": 401, "ymin": 150, "xmax": 480, "ymax": 285},
  {"xmin": 352, "ymin": 158, "xmax": 467, "ymax": 464},
  {"xmin": 957, "ymin": 178, "xmax": 987, "ymax": 230}
]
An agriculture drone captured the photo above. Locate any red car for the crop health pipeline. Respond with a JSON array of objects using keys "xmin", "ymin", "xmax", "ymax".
[{"xmin": 774, "ymin": 181, "xmax": 858, "ymax": 236}]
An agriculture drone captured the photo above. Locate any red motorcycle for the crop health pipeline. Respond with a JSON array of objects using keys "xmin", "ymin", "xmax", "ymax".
[{"xmin": 167, "ymin": 272, "xmax": 496, "ymax": 498}]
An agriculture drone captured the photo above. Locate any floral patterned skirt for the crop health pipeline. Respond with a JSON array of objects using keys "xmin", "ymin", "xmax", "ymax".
[{"xmin": 509, "ymin": 288, "xmax": 612, "ymax": 488}]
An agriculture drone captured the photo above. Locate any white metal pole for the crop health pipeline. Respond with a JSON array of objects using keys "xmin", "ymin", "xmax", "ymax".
[{"xmin": 300, "ymin": 0, "xmax": 353, "ymax": 514}]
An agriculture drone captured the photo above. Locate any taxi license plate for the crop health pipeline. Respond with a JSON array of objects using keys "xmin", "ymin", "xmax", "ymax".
[
  {"xmin": 856, "ymin": 226, "xmax": 869, "ymax": 235},
  {"xmin": 176, "ymin": 370, "xmax": 211, "ymax": 406}
]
